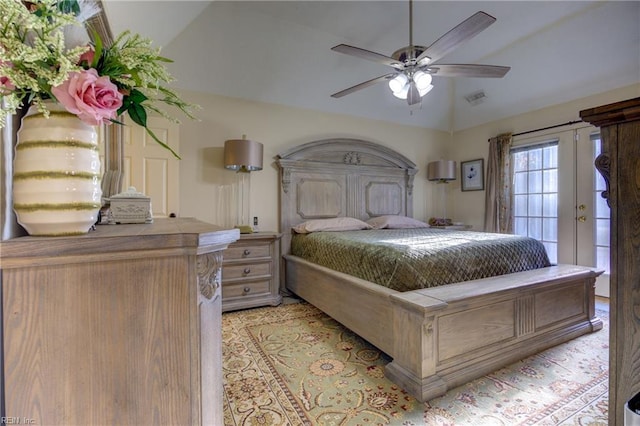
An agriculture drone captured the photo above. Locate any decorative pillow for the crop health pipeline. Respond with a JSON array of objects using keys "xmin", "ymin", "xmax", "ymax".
[
  {"xmin": 366, "ymin": 215, "xmax": 429, "ymax": 229},
  {"xmin": 292, "ymin": 217, "xmax": 372, "ymax": 234}
]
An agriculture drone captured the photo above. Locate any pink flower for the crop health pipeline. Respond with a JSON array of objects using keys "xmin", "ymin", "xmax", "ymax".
[
  {"xmin": 52, "ymin": 68, "xmax": 123, "ymax": 126},
  {"xmin": 0, "ymin": 60, "xmax": 15, "ymax": 94},
  {"xmin": 78, "ymin": 47, "xmax": 95, "ymax": 67}
]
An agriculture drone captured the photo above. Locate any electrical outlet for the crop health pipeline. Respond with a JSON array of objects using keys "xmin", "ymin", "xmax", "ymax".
[{"xmin": 253, "ymin": 216, "xmax": 258, "ymax": 226}]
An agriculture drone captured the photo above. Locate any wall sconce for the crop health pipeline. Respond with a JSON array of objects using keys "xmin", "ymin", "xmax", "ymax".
[
  {"xmin": 427, "ymin": 160, "xmax": 456, "ymax": 221},
  {"xmin": 224, "ymin": 135, "xmax": 263, "ymax": 233}
]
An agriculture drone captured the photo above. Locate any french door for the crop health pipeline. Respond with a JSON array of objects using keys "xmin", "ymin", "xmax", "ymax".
[
  {"xmin": 575, "ymin": 128, "xmax": 610, "ymax": 297},
  {"xmin": 511, "ymin": 125, "xmax": 609, "ymax": 297}
]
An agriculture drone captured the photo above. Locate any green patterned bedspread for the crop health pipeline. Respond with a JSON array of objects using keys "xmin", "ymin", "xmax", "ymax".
[{"xmin": 291, "ymin": 228, "xmax": 551, "ymax": 292}]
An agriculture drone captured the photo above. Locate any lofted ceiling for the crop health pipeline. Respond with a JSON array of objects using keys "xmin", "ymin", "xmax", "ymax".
[{"xmin": 103, "ymin": 1, "xmax": 640, "ymax": 133}]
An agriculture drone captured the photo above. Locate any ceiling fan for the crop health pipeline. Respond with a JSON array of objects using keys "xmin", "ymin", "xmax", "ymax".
[{"xmin": 331, "ymin": 1, "xmax": 510, "ymax": 105}]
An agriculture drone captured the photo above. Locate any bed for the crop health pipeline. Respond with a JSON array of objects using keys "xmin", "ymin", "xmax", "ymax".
[{"xmin": 276, "ymin": 138, "xmax": 602, "ymax": 402}]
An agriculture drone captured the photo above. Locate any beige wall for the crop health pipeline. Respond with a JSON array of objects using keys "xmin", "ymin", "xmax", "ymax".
[
  {"xmin": 448, "ymin": 83, "xmax": 640, "ymax": 231},
  {"xmin": 177, "ymin": 91, "xmax": 451, "ymax": 232}
]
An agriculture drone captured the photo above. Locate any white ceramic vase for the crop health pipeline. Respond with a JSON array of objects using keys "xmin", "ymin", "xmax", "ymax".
[{"xmin": 12, "ymin": 102, "xmax": 102, "ymax": 236}]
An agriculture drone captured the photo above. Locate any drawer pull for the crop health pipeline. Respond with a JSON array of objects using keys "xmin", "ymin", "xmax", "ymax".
[
  {"xmin": 243, "ymin": 268, "xmax": 251, "ymax": 274},
  {"xmin": 243, "ymin": 249, "xmax": 251, "ymax": 256},
  {"xmin": 243, "ymin": 287, "xmax": 251, "ymax": 293}
]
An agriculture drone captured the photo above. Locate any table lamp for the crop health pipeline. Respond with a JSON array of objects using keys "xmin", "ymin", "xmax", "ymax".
[{"xmin": 224, "ymin": 135, "xmax": 263, "ymax": 233}]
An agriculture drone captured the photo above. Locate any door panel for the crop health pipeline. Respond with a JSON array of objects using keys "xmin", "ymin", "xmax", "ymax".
[{"xmin": 122, "ymin": 117, "xmax": 180, "ymax": 218}]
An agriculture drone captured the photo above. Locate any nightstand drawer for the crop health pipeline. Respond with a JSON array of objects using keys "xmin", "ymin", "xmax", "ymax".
[
  {"xmin": 223, "ymin": 280, "xmax": 270, "ymax": 299},
  {"xmin": 224, "ymin": 244, "xmax": 271, "ymax": 260},
  {"xmin": 223, "ymin": 262, "xmax": 271, "ymax": 280}
]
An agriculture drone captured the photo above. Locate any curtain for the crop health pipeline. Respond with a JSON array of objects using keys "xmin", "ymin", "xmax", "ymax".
[{"xmin": 483, "ymin": 132, "xmax": 513, "ymax": 233}]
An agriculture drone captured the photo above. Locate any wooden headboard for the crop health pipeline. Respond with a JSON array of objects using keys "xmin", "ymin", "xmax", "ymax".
[{"xmin": 276, "ymin": 138, "xmax": 418, "ymax": 255}]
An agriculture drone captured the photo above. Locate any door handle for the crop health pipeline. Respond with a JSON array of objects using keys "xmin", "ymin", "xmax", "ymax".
[
  {"xmin": 578, "ymin": 215, "xmax": 587, "ymax": 222},
  {"xmin": 578, "ymin": 204, "xmax": 587, "ymax": 211}
]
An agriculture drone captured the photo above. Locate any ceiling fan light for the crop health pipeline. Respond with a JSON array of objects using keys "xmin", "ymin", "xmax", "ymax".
[
  {"xmin": 392, "ymin": 84, "xmax": 409, "ymax": 99},
  {"xmin": 388, "ymin": 73, "xmax": 408, "ymax": 93},
  {"xmin": 418, "ymin": 84, "xmax": 434, "ymax": 97},
  {"xmin": 414, "ymin": 71, "xmax": 433, "ymax": 90}
]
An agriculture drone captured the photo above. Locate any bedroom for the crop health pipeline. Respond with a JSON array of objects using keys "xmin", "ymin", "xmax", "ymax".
[
  {"xmin": 0, "ymin": 0, "xmax": 638, "ymax": 425},
  {"xmin": 95, "ymin": 1, "xmax": 637, "ymax": 246}
]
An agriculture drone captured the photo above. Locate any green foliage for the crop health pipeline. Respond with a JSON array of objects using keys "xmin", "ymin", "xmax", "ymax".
[{"xmin": 0, "ymin": 0, "xmax": 198, "ymax": 159}]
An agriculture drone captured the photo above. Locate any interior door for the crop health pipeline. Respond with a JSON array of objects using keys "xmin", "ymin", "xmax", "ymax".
[
  {"xmin": 122, "ymin": 117, "xmax": 180, "ymax": 218},
  {"xmin": 575, "ymin": 127, "xmax": 610, "ymax": 297}
]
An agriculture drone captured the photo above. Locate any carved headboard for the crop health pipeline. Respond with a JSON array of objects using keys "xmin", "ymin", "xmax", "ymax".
[{"xmin": 276, "ymin": 138, "xmax": 418, "ymax": 255}]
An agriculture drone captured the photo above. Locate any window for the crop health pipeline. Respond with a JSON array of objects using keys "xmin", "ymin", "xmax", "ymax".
[{"xmin": 511, "ymin": 141, "xmax": 559, "ymax": 263}]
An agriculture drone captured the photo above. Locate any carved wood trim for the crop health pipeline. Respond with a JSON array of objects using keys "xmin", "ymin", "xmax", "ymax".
[
  {"xmin": 281, "ymin": 169, "xmax": 291, "ymax": 194},
  {"xmin": 579, "ymin": 97, "xmax": 640, "ymax": 127},
  {"xmin": 516, "ymin": 295, "xmax": 535, "ymax": 336},
  {"xmin": 594, "ymin": 153, "xmax": 611, "ymax": 207},
  {"xmin": 197, "ymin": 252, "xmax": 223, "ymax": 303}
]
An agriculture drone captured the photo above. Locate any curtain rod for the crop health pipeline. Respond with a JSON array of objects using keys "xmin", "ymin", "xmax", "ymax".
[{"xmin": 487, "ymin": 120, "xmax": 583, "ymax": 142}]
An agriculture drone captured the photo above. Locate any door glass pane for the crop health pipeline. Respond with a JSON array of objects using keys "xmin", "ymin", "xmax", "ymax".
[
  {"xmin": 595, "ymin": 194, "xmax": 610, "ymax": 219},
  {"xmin": 542, "ymin": 193, "xmax": 557, "ymax": 217},
  {"xmin": 543, "ymin": 146, "xmax": 558, "ymax": 168},
  {"xmin": 513, "ymin": 151, "xmax": 528, "ymax": 172},
  {"xmin": 514, "ymin": 172, "xmax": 528, "ymax": 194},
  {"xmin": 528, "ymin": 218, "xmax": 542, "ymax": 240},
  {"xmin": 542, "ymin": 218, "xmax": 557, "ymax": 241},
  {"xmin": 596, "ymin": 246, "xmax": 610, "ymax": 272},
  {"xmin": 528, "ymin": 170, "xmax": 542, "ymax": 193},
  {"xmin": 514, "ymin": 194, "xmax": 528, "ymax": 216},
  {"xmin": 528, "ymin": 149, "xmax": 542, "ymax": 169},
  {"xmin": 595, "ymin": 218, "xmax": 610, "ymax": 246},
  {"xmin": 543, "ymin": 242, "xmax": 558, "ymax": 264},
  {"xmin": 543, "ymin": 169, "xmax": 557, "ymax": 192},
  {"xmin": 514, "ymin": 217, "xmax": 528, "ymax": 235},
  {"xmin": 511, "ymin": 141, "xmax": 558, "ymax": 263},
  {"xmin": 528, "ymin": 194, "xmax": 542, "ymax": 216}
]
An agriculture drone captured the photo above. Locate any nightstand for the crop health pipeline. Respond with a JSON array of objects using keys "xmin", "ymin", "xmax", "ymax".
[{"xmin": 222, "ymin": 232, "xmax": 282, "ymax": 312}]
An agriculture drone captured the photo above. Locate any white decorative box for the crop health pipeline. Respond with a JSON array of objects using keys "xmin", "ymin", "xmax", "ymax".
[{"xmin": 108, "ymin": 187, "xmax": 153, "ymax": 224}]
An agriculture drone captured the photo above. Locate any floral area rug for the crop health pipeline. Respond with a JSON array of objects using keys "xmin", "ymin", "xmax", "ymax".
[{"xmin": 222, "ymin": 301, "xmax": 608, "ymax": 425}]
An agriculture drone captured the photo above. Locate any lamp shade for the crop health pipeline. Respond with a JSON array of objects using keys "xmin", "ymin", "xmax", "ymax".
[
  {"xmin": 224, "ymin": 138, "xmax": 263, "ymax": 172},
  {"xmin": 427, "ymin": 160, "xmax": 457, "ymax": 182}
]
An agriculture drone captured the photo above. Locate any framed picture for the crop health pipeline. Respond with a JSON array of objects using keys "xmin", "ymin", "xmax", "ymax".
[{"xmin": 461, "ymin": 159, "xmax": 484, "ymax": 191}]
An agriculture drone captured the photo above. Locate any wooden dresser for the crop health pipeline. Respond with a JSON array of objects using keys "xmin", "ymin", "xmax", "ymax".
[
  {"xmin": 222, "ymin": 232, "xmax": 282, "ymax": 312},
  {"xmin": 580, "ymin": 97, "xmax": 640, "ymax": 426},
  {"xmin": 0, "ymin": 218, "xmax": 239, "ymax": 426}
]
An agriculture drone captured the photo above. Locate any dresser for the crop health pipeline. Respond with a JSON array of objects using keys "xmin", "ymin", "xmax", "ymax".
[
  {"xmin": 222, "ymin": 232, "xmax": 283, "ymax": 311},
  {"xmin": 0, "ymin": 218, "xmax": 238, "ymax": 426},
  {"xmin": 580, "ymin": 97, "xmax": 640, "ymax": 426}
]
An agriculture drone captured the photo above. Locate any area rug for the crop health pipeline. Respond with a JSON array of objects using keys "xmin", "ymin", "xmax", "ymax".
[{"xmin": 222, "ymin": 301, "xmax": 608, "ymax": 425}]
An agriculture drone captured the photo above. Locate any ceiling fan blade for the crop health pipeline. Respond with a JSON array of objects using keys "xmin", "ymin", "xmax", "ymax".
[
  {"xmin": 332, "ymin": 44, "xmax": 404, "ymax": 69},
  {"xmin": 417, "ymin": 11, "xmax": 496, "ymax": 65},
  {"xmin": 331, "ymin": 74, "xmax": 396, "ymax": 98},
  {"xmin": 427, "ymin": 64, "xmax": 510, "ymax": 78}
]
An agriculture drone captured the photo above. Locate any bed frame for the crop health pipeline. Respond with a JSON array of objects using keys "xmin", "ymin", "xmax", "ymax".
[{"xmin": 276, "ymin": 138, "xmax": 602, "ymax": 402}]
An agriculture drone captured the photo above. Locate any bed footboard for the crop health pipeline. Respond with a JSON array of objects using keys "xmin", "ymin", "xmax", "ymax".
[
  {"xmin": 284, "ymin": 256, "xmax": 602, "ymax": 403},
  {"xmin": 386, "ymin": 265, "xmax": 603, "ymax": 402}
]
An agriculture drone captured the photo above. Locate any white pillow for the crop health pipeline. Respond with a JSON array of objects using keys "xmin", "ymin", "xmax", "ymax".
[
  {"xmin": 292, "ymin": 217, "xmax": 372, "ymax": 234},
  {"xmin": 366, "ymin": 215, "xmax": 429, "ymax": 229}
]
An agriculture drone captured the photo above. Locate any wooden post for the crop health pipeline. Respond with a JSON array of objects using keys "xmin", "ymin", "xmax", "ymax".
[{"xmin": 580, "ymin": 97, "xmax": 640, "ymax": 426}]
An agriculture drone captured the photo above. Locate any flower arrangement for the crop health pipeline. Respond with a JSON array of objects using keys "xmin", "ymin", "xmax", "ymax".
[{"xmin": 0, "ymin": 0, "xmax": 197, "ymax": 158}]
